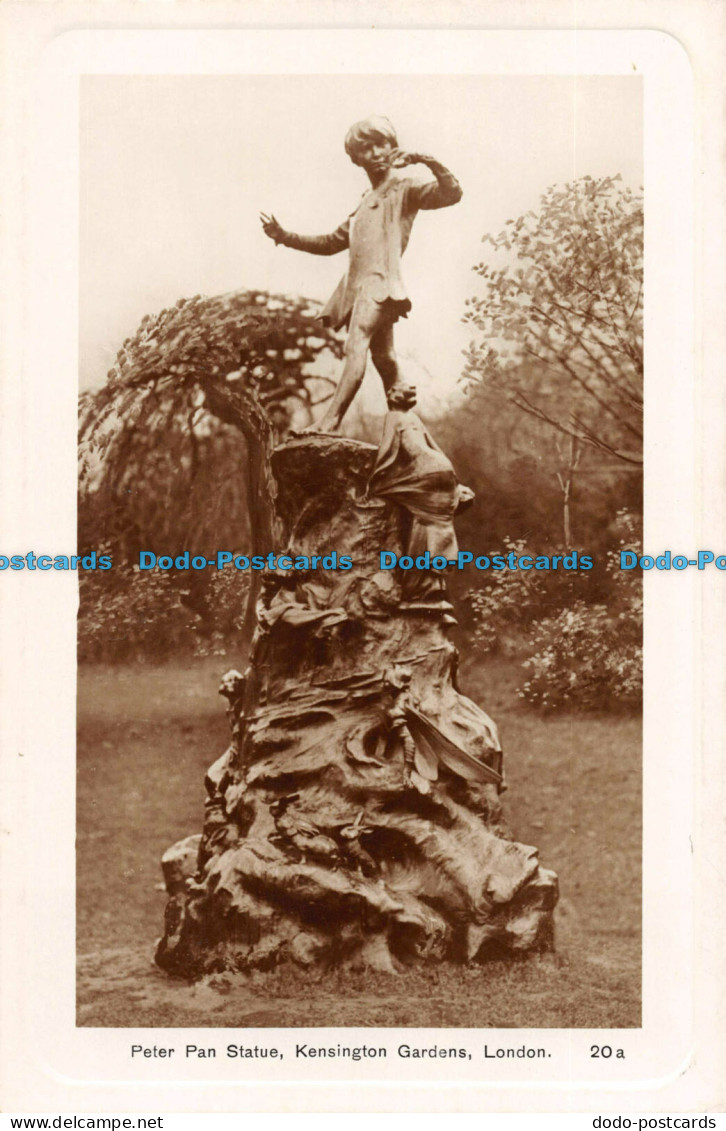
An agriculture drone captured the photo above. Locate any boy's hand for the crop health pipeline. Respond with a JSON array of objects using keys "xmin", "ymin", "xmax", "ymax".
[
  {"xmin": 390, "ymin": 150, "xmax": 435, "ymax": 168},
  {"xmin": 260, "ymin": 212, "xmax": 287, "ymax": 244}
]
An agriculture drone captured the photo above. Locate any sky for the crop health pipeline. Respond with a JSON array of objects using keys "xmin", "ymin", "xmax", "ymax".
[{"xmin": 80, "ymin": 74, "xmax": 642, "ymax": 415}]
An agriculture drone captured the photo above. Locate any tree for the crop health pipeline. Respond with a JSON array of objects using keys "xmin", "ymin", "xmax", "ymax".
[
  {"xmin": 79, "ymin": 288, "xmax": 343, "ymax": 645},
  {"xmin": 463, "ymin": 175, "xmax": 643, "ymax": 471}
]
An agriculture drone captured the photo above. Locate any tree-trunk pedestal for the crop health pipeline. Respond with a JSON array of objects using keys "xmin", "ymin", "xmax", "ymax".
[{"xmin": 156, "ymin": 433, "xmax": 557, "ymax": 976}]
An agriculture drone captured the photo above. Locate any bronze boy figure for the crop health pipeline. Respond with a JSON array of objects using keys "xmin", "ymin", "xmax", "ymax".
[{"xmin": 261, "ymin": 116, "xmax": 462, "ymax": 433}]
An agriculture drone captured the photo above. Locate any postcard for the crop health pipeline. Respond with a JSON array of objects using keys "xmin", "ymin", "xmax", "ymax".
[{"xmin": 0, "ymin": 2, "xmax": 724, "ymax": 1118}]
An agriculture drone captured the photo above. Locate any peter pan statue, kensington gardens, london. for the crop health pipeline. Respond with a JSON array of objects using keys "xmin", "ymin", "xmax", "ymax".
[{"xmin": 155, "ymin": 117, "xmax": 558, "ymax": 979}]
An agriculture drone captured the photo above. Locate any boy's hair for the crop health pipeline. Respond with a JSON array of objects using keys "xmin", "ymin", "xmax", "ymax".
[{"xmin": 344, "ymin": 116, "xmax": 398, "ymax": 164}]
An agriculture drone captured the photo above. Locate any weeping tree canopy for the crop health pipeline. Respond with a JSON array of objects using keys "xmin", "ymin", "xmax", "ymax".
[
  {"xmin": 79, "ymin": 288, "xmax": 344, "ymax": 560},
  {"xmin": 463, "ymin": 175, "xmax": 643, "ymax": 467}
]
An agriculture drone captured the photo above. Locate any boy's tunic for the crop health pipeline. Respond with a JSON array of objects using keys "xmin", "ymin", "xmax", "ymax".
[{"xmin": 279, "ymin": 171, "xmax": 461, "ymax": 330}]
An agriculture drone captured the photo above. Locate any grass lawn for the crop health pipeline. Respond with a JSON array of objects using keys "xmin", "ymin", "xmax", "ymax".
[{"xmin": 77, "ymin": 652, "xmax": 641, "ymax": 1028}]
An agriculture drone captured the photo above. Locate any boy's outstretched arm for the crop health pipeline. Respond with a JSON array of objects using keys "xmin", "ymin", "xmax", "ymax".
[
  {"xmin": 392, "ymin": 152, "xmax": 462, "ymax": 210},
  {"xmin": 260, "ymin": 212, "xmax": 350, "ymax": 255}
]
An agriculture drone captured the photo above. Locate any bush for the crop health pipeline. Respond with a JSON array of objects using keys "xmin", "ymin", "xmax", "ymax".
[
  {"xmin": 467, "ymin": 537, "xmax": 594, "ymax": 655},
  {"xmin": 518, "ymin": 593, "xmax": 642, "ymax": 711},
  {"xmin": 78, "ymin": 559, "xmax": 251, "ymax": 663},
  {"xmin": 468, "ymin": 513, "xmax": 642, "ymax": 711}
]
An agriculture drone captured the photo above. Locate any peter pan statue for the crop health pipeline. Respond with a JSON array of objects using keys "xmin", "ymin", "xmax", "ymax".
[{"xmin": 260, "ymin": 115, "xmax": 462, "ymax": 433}]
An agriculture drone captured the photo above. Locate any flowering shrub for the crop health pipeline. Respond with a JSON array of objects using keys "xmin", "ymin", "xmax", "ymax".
[
  {"xmin": 518, "ymin": 595, "xmax": 642, "ymax": 711},
  {"xmin": 78, "ymin": 560, "xmax": 250, "ymax": 663},
  {"xmin": 189, "ymin": 565, "xmax": 252, "ymax": 659},
  {"xmin": 606, "ymin": 507, "xmax": 642, "ymax": 587},
  {"xmin": 468, "ymin": 514, "xmax": 642, "ymax": 711},
  {"xmin": 467, "ymin": 537, "xmax": 593, "ymax": 655}
]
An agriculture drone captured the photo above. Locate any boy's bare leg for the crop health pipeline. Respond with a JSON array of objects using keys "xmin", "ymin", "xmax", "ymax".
[
  {"xmin": 300, "ymin": 298, "xmax": 378, "ymax": 434},
  {"xmin": 298, "ymin": 301, "xmax": 416, "ymax": 434},
  {"xmin": 369, "ymin": 320, "xmax": 399, "ymax": 389},
  {"xmin": 370, "ymin": 321, "xmax": 417, "ymax": 410}
]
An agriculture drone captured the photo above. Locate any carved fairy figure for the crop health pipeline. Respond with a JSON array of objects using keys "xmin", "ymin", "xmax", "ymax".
[
  {"xmin": 260, "ymin": 115, "xmax": 462, "ymax": 433},
  {"xmin": 369, "ymin": 410, "xmax": 474, "ymax": 604}
]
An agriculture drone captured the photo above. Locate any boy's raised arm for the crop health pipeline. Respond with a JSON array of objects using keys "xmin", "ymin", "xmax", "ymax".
[
  {"xmin": 260, "ymin": 213, "xmax": 350, "ymax": 255},
  {"xmin": 393, "ymin": 153, "xmax": 462, "ymax": 210}
]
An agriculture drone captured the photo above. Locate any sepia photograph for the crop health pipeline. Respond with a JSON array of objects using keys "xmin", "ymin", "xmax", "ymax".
[
  {"xmin": 76, "ymin": 72, "xmax": 644, "ymax": 1029},
  {"xmin": 4, "ymin": 8, "xmax": 722, "ymax": 1116}
]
